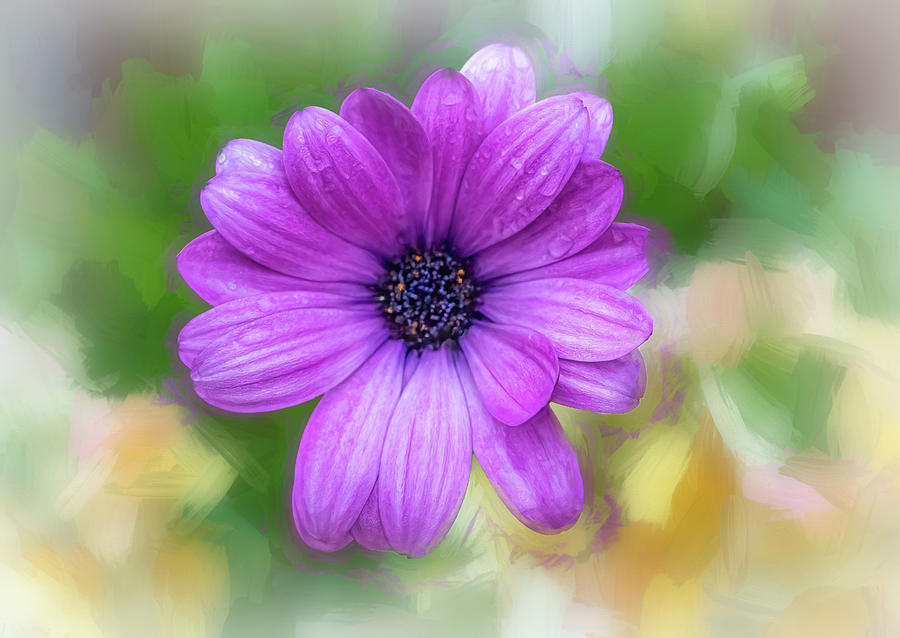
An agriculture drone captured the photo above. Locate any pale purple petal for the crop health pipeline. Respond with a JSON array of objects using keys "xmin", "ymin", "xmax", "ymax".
[
  {"xmin": 351, "ymin": 482, "xmax": 392, "ymax": 552},
  {"xmin": 552, "ymin": 351, "xmax": 647, "ymax": 414},
  {"xmin": 481, "ymin": 278, "xmax": 652, "ymax": 361},
  {"xmin": 411, "ymin": 69, "xmax": 483, "ymax": 246},
  {"xmin": 283, "ymin": 107, "xmax": 408, "ymax": 257},
  {"xmin": 459, "ymin": 321, "xmax": 559, "ymax": 426},
  {"xmin": 340, "ymin": 89, "xmax": 433, "ymax": 230},
  {"xmin": 178, "ymin": 231, "xmax": 320, "ymax": 305},
  {"xmin": 378, "ymin": 349, "xmax": 471, "ymax": 557},
  {"xmin": 472, "ymin": 160, "xmax": 623, "ymax": 280},
  {"xmin": 495, "ymin": 222, "xmax": 649, "ymax": 289},
  {"xmin": 177, "ymin": 288, "xmax": 370, "ymax": 368},
  {"xmin": 189, "ymin": 308, "xmax": 386, "ymax": 413},
  {"xmin": 475, "ymin": 406, "xmax": 583, "ymax": 533},
  {"xmin": 215, "ymin": 139, "xmax": 283, "ymax": 176},
  {"xmin": 461, "ymin": 359, "xmax": 583, "ymax": 532},
  {"xmin": 574, "ymin": 92, "xmax": 614, "ymax": 158},
  {"xmin": 450, "ymin": 96, "xmax": 589, "ymax": 255},
  {"xmin": 461, "ymin": 44, "xmax": 536, "ymax": 134},
  {"xmin": 200, "ymin": 172, "xmax": 381, "ymax": 283},
  {"xmin": 292, "ymin": 340, "xmax": 405, "ymax": 552}
]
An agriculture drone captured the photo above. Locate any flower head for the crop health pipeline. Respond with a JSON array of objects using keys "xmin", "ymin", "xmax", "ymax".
[{"xmin": 177, "ymin": 44, "xmax": 652, "ymax": 556}]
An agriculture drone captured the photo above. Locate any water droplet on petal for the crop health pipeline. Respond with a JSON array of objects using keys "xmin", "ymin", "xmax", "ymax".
[{"xmin": 547, "ymin": 235, "xmax": 574, "ymax": 259}]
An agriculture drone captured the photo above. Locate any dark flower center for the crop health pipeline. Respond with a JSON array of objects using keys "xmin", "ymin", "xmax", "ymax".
[{"xmin": 375, "ymin": 249, "xmax": 479, "ymax": 351}]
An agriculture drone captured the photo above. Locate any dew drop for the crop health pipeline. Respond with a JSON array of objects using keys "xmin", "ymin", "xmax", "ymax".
[{"xmin": 547, "ymin": 235, "xmax": 574, "ymax": 259}]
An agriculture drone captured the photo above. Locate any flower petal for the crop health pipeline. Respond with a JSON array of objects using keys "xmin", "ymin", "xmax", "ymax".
[
  {"xmin": 477, "ymin": 406, "xmax": 583, "ymax": 534},
  {"xmin": 283, "ymin": 106, "xmax": 408, "ymax": 257},
  {"xmin": 178, "ymin": 231, "xmax": 309, "ymax": 305},
  {"xmin": 459, "ymin": 321, "xmax": 559, "ymax": 426},
  {"xmin": 411, "ymin": 69, "xmax": 483, "ymax": 247},
  {"xmin": 178, "ymin": 288, "xmax": 371, "ymax": 368},
  {"xmin": 351, "ymin": 481, "xmax": 392, "ymax": 552},
  {"xmin": 292, "ymin": 340, "xmax": 406, "ymax": 552},
  {"xmin": 214, "ymin": 138, "xmax": 283, "ymax": 176},
  {"xmin": 189, "ymin": 307, "xmax": 386, "ymax": 413},
  {"xmin": 472, "ymin": 160, "xmax": 623, "ymax": 280},
  {"xmin": 378, "ymin": 349, "xmax": 471, "ymax": 556},
  {"xmin": 450, "ymin": 96, "xmax": 589, "ymax": 255},
  {"xmin": 340, "ymin": 89, "xmax": 433, "ymax": 229},
  {"xmin": 552, "ymin": 351, "xmax": 647, "ymax": 414},
  {"xmin": 574, "ymin": 92, "xmax": 614, "ymax": 159},
  {"xmin": 461, "ymin": 44, "xmax": 536, "ymax": 134},
  {"xmin": 200, "ymin": 172, "xmax": 381, "ymax": 283},
  {"xmin": 495, "ymin": 223, "xmax": 650, "ymax": 290},
  {"xmin": 481, "ymin": 278, "xmax": 652, "ymax": 361},
  {"xmin": 461, "ymin": 360, "xmax": 583, "ymax": 532}
]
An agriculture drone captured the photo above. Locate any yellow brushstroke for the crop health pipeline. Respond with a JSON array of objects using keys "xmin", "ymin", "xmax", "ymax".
[{"xmin": 612, "ymin": 424, "xmax": 693, "ymax": 525}]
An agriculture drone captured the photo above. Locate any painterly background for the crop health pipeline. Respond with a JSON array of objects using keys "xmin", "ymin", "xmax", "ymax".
[{"xmin": 2, "ymin": 0, "xmax": 899, "ymax": 635}]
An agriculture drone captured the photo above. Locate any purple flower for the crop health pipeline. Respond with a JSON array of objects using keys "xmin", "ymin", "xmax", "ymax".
[{"xmin": 177, "ymin": 44, "xmax": 652, "ymax": 556}]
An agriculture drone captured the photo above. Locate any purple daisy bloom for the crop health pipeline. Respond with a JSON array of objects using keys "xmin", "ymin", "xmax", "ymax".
[{"xmin": 177, "ymin": 44, "xmax": 652, "ymax": 556}]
